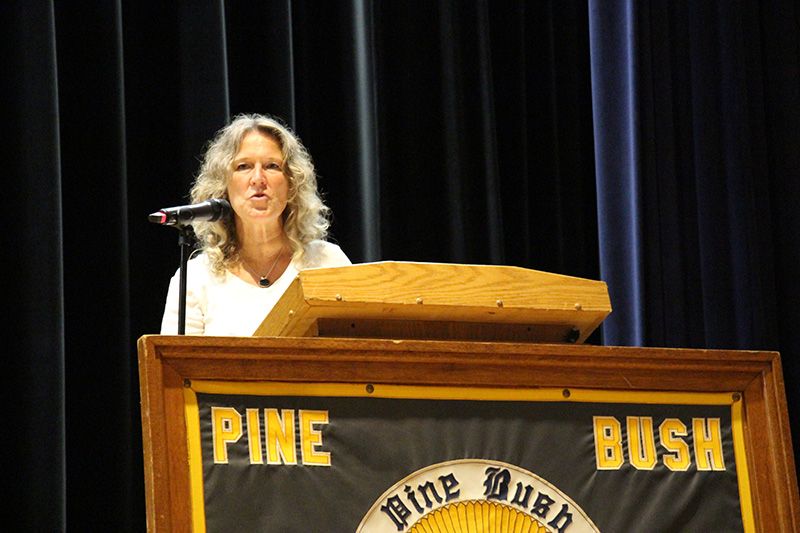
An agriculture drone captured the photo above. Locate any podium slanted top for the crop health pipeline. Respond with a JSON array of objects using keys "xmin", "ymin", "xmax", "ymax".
[{"xmin": 252, "ymin": 261, "xmax": 611, "ymax": 343}]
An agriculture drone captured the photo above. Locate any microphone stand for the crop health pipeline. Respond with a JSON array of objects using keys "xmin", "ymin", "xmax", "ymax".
[{"xmin": 176, "ymin": 225, "xmax": 193, "ymax": 335}]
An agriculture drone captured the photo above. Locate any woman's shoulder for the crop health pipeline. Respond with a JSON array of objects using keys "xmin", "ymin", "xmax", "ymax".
[
  {"xmin": 301, "ymin": 240, "xmax": 351, "ymax": 268},
  {"xmin": 186, "ymin": 251, "xmax": 212, "ymax": 270}
]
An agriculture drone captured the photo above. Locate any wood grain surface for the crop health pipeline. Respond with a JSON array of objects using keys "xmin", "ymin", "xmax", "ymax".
[{"xmin": 253, "ymin": 262, "xmax": 611, "ymax": 342}]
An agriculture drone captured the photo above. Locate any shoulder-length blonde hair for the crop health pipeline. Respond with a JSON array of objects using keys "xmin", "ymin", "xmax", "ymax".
[{"xmin": 189, "ymin": 114, "xmax": 330, "ymax": 277}]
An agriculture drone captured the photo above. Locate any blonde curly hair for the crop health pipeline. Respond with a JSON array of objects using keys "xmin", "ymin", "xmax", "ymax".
[{"xmin": 189, "ymin": 114, "xmax": 330, "ymax": 277}]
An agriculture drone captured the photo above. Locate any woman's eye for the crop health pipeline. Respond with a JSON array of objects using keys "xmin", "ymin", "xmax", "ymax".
[
  {"xmin": 266, "ymin": 162, "xmax": 281, "ymax": 170},
  {"xmin": 235, "ymin": 163, "xmax": 250, "ymax": 171}
]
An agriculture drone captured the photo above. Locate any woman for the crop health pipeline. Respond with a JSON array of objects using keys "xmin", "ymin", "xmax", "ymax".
[{"xmin": 160, "ymin": 114, "xmax": 351, "ymax": 335}]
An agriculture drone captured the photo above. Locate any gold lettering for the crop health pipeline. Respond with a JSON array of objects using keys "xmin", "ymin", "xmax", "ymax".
[
  {"xmin": 659, "ymin": 419, "xmax": 690, "ymax": 471},
  {"xmin": 693, "ymin": 418, "xmax": 725, "ymax": 471},
  {"xmin": 627, "ymin": 417, "xmax": 657, "ymax": 470},
  {"xmin": 266, "ymin": 408, "xmax": 296, "ymax": 465},
  {"xmin": 593, "ymin": 416, "xmax": 623, "ymax": 469},
  {"xmin": 246, "ymin": 409, "xmax": 263, "ymax": 464},
  {"xmin": 212, "ymin": 407, "xmax": 242, "ymax": 464},
  {"xmin": 300, "ymin": 410, "xmax": 331, "ymax": 466}
]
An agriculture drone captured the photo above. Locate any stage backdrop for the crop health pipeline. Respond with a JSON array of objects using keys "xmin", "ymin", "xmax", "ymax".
[{"xmin": 4, "ymin": 0, "xmax": 800, "ymax": 530}]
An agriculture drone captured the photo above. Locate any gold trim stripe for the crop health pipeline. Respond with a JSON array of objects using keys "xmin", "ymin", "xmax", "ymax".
[
  {"xmin": 184, "ymin": 387, "xmax": 207, "ymax": 533},
  {"xmin": 191, "ymin": 380, "xmax": 736, "ymax": 405}
]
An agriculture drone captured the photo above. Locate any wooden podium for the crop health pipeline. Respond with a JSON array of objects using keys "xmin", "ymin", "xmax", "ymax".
[
  {"xmin": 253, "ymin": 261, "xmax": 611, "ymax": 343},
  {"xmin": 138, "ymin": 263, "xmax": 800, "ymax": 531}
]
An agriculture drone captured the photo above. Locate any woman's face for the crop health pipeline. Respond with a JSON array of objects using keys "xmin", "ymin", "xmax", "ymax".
[{"xmin": 227, "ymin": 130, "xmax": 289, "ymax": 227}]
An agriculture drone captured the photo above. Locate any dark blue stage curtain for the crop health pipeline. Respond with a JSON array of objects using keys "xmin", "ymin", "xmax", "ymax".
[{"xmin": 589, "ymin": 0, "xmax": 800, "ymax": 462}]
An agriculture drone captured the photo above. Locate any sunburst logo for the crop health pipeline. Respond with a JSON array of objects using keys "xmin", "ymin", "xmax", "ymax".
[{"xmin": 357, "ymin": 460, "xmax": 600, "ymax": 533}]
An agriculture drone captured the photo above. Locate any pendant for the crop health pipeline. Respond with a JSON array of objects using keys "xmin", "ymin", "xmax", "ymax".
[{"xmin": 259, "ymin": 277, "xmax": 271, "ymax": 288}]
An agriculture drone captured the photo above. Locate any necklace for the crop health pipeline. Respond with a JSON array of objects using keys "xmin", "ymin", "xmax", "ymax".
[{"xmin": 239, "ymin": 246, "xmax": 283, "ymax": 288}]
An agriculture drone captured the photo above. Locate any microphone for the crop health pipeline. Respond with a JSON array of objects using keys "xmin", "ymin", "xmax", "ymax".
[{"xmin": 148, "ymin": 198, "xmax": 231, "ymax": 226}]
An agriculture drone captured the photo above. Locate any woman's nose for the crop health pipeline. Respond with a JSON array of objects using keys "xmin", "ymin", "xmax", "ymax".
[{"xmin": 251, "ymin": 165, "xmax": 267, "ymax": 184}]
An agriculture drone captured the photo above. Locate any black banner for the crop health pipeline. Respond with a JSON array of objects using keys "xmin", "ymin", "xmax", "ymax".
[{"xmin": 185, "ymin": 384, "xmax": 750, "ymax": 532}]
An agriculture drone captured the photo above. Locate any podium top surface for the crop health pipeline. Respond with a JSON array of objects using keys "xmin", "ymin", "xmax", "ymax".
[{"xmin": 253, "ymin": 261, "xmax": 611, "ymax": 343}]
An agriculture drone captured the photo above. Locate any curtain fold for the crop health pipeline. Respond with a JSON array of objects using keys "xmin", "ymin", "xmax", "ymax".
[
  {"xmin": 589, "ymin": 0, "xmax": 644, "ymax": 346},
  {"xmin": 4, "ymin": 1, "xmax": 66, "ymax": 530},
  {"xmin": 352, "ymin": 0, "xmax": 382, "ymax": 261},
  {"xmin": 54, "ymin": 0, "xmax": 142, "ymax": 526}
]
